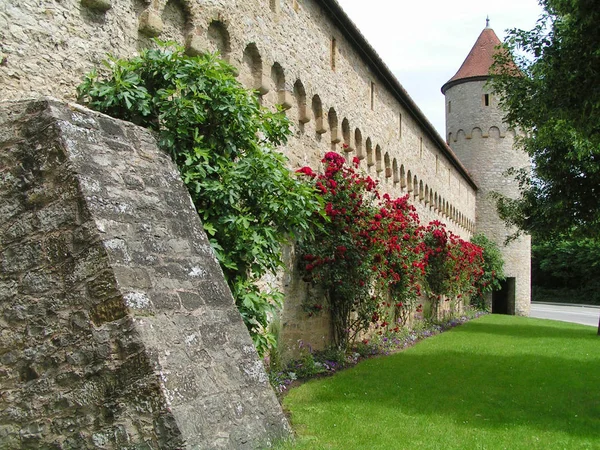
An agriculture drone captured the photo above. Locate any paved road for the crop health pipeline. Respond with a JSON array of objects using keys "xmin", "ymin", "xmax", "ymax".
[{"xmin": 530, "ymin": 302, "xmax": 599, "ymax": 328}]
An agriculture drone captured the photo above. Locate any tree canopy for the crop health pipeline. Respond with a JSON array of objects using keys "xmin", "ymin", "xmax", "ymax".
[
  {"xmin": 491, "ymin": 0, "xmax": 600, "ymax": 239},
  {"xmin": 532, "ymin": 236, "xmax": 600, "ymax": 305},
  {"xmin": 492, "ymin": 0, "xmax": 600, "ymax": 334}
]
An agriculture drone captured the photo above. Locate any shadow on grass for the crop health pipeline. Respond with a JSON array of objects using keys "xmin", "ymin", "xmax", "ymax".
[
  {"xmin": 292, "ymin": 317, "xmax": 600, "ymax": 443},
  {"xmin": 450, "ymin": 316, "xmax": 598, "ymax": 341},
  {"xmin": 343, "ymin": 353, "xmax": 599, "ymax": 438}
]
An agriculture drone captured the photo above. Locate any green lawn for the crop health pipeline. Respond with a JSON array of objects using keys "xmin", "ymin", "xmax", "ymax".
[{"xmin": 279, "ymin": 315, "xmax": 600, "ymax": 449}]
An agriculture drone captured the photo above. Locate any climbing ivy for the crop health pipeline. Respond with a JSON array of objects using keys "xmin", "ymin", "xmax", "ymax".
[{"xmin": 77, "ymin": 41, "xmax": 321, "ymax": 356}]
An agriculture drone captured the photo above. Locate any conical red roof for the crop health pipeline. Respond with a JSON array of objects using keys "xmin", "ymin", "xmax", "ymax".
[{"xmin": 441, "ymin": 27, "xmax": 502, "ymax": 93}]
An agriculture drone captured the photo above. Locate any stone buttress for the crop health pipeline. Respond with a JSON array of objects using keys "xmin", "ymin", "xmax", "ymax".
[{"xmin": 0, "ymin": 98, "xmax": 290, "ymax": 448}]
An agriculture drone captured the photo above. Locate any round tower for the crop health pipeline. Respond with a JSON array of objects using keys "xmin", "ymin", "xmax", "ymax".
[{"xmin": 441, "ymin": 21, "xmax": 531, "ymax": 315}]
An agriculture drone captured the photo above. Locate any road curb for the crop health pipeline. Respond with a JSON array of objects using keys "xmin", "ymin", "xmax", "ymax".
[{"xmin": 532, "ymin": 301, "xmax": 600, "ymax": 309}]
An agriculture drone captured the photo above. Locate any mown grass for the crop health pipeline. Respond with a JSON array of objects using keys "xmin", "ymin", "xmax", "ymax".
[{"xmin": 278, "ymin": 315, "xmax": 600, "ymax": 449}]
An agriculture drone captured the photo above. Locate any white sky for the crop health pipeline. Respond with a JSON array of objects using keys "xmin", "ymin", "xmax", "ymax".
[{"xmin": 335, "ymin": 0, "xmax": 544, "ymax": 136}]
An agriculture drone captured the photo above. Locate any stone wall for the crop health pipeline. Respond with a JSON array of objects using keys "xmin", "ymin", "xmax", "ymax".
[
  {"xmin": 0, "ymin": 0, "xmax": 477, "ymax": 232},
  {"xmin": 0, "ymin": 98, "xmax": 289, "ymax": 448},
  {"xmin": 1, "ymin": 0, "xmax": 479, "ymax": 354}
]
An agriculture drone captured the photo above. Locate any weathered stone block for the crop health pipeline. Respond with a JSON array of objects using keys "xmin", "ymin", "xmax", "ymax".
[
  {"xmin": 278, "ymin": 90, "xmax": 294, "ymax": 110},
  {"xmin": 185, "ymin": 34, "xmax": 205, "ymax": 56},
  {"xmin": 330, "ymin": 126, "xmax": 341, "ymax": 144},
  {"xmin": 139, "ymin": 10, "xmax": 163, "ymax": 37},
  {"xmin": 256, "ymin": 75, "xmax": 270, "ymax": 96},
  {"xmin": 0, "ymin": 99, "xmax": 290, "ymax": 449},
  {"xmin": 315, "ymin": 116, "xmax": 327, "ymax": 134},
  {"xmin": 298, "ymin": 106, "xmax": 311, "ymax": 124}
]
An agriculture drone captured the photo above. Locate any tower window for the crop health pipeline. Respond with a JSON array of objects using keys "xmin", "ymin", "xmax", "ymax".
[
  {"xmin": 483, "ymin": 94, "xmax": 490, "ymax": 106},
  {"xmin": 448, "ymin": 101, "xmax": 451, "ymax": 113},
  {"xmin": 330, "ymin": 37, "xmax": 337, "ymax": 71}
]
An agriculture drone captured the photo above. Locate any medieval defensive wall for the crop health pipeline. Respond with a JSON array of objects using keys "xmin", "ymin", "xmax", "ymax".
[
  {"xmin": 0, "ymin": 0, "xmax": 530, "ymax": 447},
  {"xmin": 1, "ymin": 0, "xmax": 484, "ymax": 351}
]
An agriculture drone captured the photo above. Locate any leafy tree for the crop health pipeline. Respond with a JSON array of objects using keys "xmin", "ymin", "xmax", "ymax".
[
  {"xmin": 77, "ymin": 42, "xmax": 322, "ymax": 355},
  {"xmin": 491, "ymin": 0, "xmax": 600, "ymax": 238},
  {"xmin": 491, "ymin": 0, "xmax": 600, "ymax": 333},
  {"xmin": 532, "ymin": 236, "xmax": 600, "ymax": 305}
]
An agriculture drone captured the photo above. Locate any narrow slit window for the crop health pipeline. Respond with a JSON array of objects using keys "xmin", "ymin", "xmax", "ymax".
[
  {"xmin": 419, "ymin": 137, "xmax": 423, "ymax": 159},
  {"xmin": 448, "ymin": 101, "xmax": 451, "ymax": 113},
  {"xmin": 398, "ymin": 113, "xmax": 402, "ymax": 138},
  {"xmin": 370, "ymin": 82, "xmax": 375, "ymax": 110},
  {"xmin": 330, "ymin": 37, "xmax": 337, "ymax": 71},
  {"xmin": 270, "ymin": 0, "xmax": 280, "ymax": 13},
  {"xmin": 483, "ymin": 94, "xmax": 490, "ymax": 106}
]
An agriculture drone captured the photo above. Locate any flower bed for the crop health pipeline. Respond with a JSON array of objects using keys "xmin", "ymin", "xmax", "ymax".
[{"xmin": 268, "ymin": 309, "xmax": 487, "ymax": 395}]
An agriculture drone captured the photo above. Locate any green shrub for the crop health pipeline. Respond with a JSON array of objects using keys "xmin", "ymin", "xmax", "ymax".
[
  {"xmin": 77, "ymin": 42, "xmax": 321, "ymax": 356},
  {"xmin": 314, "ymin": 346, "xmax": 347, "ymax": 366},
  {"xmin": 470, "ymin": 233, "xmax": 506, "ymax": 310}
]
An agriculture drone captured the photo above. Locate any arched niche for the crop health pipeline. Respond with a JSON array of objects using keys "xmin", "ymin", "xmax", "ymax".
[
  {"xmin": 294, "ymin": 80, "xmax": 310, "ymax": 125},
  {"xmin": 471, "ymin": 127, "xmax": 483, "ymax": 139},
  {"xmin": 400, "ymin": 164, "xmax": 406, "ymax": 188},
  {"xmin": 366, "ymin": 138, "xmax": 374, "ymax": 167},
  {"xmin": 489, "ymin": 126, "xmax": 501, "ymax": 138},
  {"xmin": 355, "ymin": 129, "xmax": 364, "ymax": 160},
  {"xmin": 207, "ymin": 20, "xmax": 231, "ymax": 60},
  {"xmin": 271, "ymin": 63, "xmax": 292, "ymax": 110},
  {"xmin": 342, "ymin": 118, "xmax": 352, "ymax": 152},
  {"xmin": 161, "ymin": 0, "xmax": 190, "ymax": 45},
  {"xmin": 413, "ymin": 175, "xmax": 418, "ymax": 198},
  {"xmin": 328, "ymin": 108, "xmax": 340, "ymax": 144},
  {"xmin": 312, "ymin": 95, "xmax": 326, "ymax": 134},
  {"xmin": 384, "ymin": 152, "xmax": 391, "ymax": 178},
  {"xmin": 243, "ymin": 43, "xmax": 267, "ymax": 95},
  {"xmin": 375, "ymin": 145, "xmax": 382, "ymax": 173}
]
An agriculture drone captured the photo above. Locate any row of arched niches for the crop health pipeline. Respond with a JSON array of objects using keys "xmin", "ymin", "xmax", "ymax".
[
  {"xmin": 448, "ymin": 126, "xmax": 517, "ymax": 142},
  {"xmin": 84, "ymin": 0, "xmax": 476, "ymax": 234}
]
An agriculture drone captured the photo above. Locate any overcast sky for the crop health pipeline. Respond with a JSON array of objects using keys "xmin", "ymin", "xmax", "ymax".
[{"xmin": 335, "ymin": 0, "xmax": 544, "ymax": 136}]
